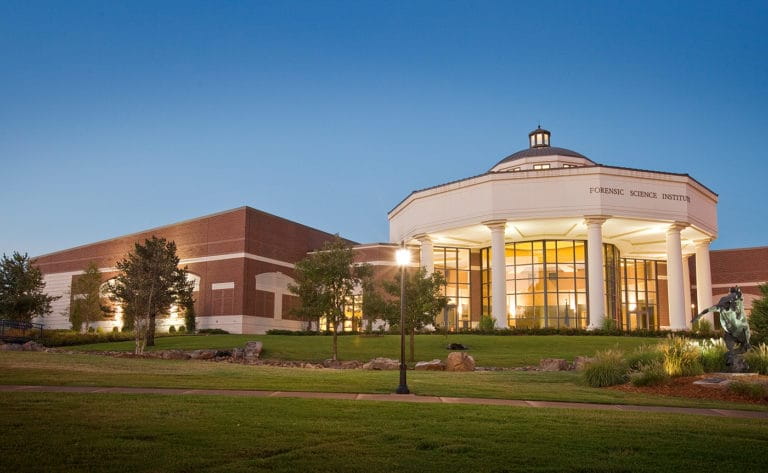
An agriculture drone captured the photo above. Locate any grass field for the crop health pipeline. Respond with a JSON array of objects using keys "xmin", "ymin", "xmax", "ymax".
[
  {"xmin": 71, "ymin": 334, "xmax": 660, "ymax": 367},
  {"xmin": 2, "ymin": 392, "xmax": 766, "ymax": 472},
  {"xmin": 2, "ymin": 352, "xmax": 766, "ymax": 411}
]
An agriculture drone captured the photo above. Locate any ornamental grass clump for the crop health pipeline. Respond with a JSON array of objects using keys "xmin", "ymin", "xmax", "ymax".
[
  {"xmin": 584, "ymin": 349, "xmax": 629, "ymax": 387},
  {"xmin": 630, "ymin": 361, "xmax": 669, "ymax": 387},
  {"xmin": 744, "ymin": 343, "xmax": 768, "ymax": 375},
  {"xmin": 660, "ymin": 335, "xmax": 703, "ymax": 377},
  {"xmin": 729, "ymin": 380, "xmax": 768, "ymax": 401},
  {"xmin": 699, "ymin": 338, "xmax": 728, "ymax": 373},
  {"xmin": 625, "ymin": 345, "xmax": 664, "ymax": 371}
]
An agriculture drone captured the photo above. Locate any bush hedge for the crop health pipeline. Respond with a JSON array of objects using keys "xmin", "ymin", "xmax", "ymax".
[{"xmin": 43, "ymin": 330, "xmax": 136, "ymax": 347}]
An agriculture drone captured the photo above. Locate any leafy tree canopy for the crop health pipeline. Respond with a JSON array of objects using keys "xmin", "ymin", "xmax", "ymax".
[
  {"xmin": 384, "ymin": 267, "xmax": 448, "ymax": 361},
  {"xmin": 109, "ymin": 237, "xmax": 194, "ymax": 354},
  {"xmin": 69, "ymin": 262, "xmax": 106, "ymax": 332},
  {"xmin": 289, "ymin": 236, "xmax": 372, "ymax": 360},
  {"xmin": 0, "ymin": 252, "xmax": 59, "ymax": 323}
]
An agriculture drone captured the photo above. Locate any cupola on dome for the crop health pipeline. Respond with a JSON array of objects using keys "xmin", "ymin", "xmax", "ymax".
[{"xmin": 489, "ymin": 126, "xmax": 596, "ymax": 172}]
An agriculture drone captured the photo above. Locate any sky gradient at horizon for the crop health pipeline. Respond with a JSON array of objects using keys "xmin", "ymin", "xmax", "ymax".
[{"xmin": 1, "ymin": 1, "xmax": 767, "ymax": 257}]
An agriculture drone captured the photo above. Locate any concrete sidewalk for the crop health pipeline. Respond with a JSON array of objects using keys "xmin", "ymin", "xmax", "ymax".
[{"xmin": 1, "ymin": 384, "xmax": 766, "ymax": 419}]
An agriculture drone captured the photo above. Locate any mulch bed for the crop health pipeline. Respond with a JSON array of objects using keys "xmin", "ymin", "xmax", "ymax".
[{"xmin": 608, "ymin": 375, "xmax": 768, "ymax": 405}]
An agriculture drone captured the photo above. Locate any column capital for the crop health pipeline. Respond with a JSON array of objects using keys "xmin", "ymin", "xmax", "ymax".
[
  {"xmin": 583, "ymin": 215, "xmax": 610, "ymax": 226},
  {"xmin": 667, "ymin": 221, "xmax": 689, "ymax": 234},
  {"xmin": 693, "ymin": 237, "xmax": 713, "ymax": 248},
  {"xmin": 413, "ymin": 234, "xmax": 432, "ymax": 244},
  {"xmin": 482, "ymin": 220, "xmax": 507, "ymax": 231}
]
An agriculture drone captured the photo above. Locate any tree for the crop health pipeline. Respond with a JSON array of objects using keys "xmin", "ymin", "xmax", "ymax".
[
  {"xmin": 384, "ymin": 267, "xmax": 448, "ymax": 362},
  {"xmin": 69, "ymin": 262, "xmax": 106, "ymax": 332},
  {"xmin": 289, "ymin": 236, "xmax": 372, "ymax": 361},
  {"xmin": 179, "ymin": 285, "xmax": 196, "ymax": 333},
  {"xmin": 109, "ymin": 237, "xmax": 194, "ymax": 354},
  {"xmin": 360, "ymin": 279, "xmax": 392, "ymax": 333},
  {"xmin": 749, "ymin": 283, "xmax": 768, "ymax": 345},
  {"xmin": 0, "ymin": 252, "xmax": 59, "ymax": 323}
]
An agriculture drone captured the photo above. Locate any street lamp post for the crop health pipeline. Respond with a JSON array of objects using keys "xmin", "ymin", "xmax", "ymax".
[{"xmin": 395, "ymin": 244, "xmax": 410, "ymax": 394}]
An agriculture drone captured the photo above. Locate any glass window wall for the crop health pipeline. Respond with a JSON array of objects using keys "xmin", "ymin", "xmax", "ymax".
[
  {"xmin": 620, "ymin": 259, "xmax": 659, "ymax": 330},
  {"xmin": 434, "ymin": 247, "xmax": 471, "ymax": 331}
]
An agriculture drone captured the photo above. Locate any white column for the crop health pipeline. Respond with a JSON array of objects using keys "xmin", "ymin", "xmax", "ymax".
[
  {"xmin": 682, "ymin": 255, "xmax": 692, "ymax": 329},
  {"xmin": 485, "ymin": 221, "xmax": 508, "ymax": 329},
  {"xmin": 694, "ymin": 239, "xmax": 714, "ymax": 325},
  {"xmin": 585, "ymin": 216, "xmax": 608, "ymax": 330},
  {"xmin": 416, "ymin": 235, "xmax": 434, "ymax": 275},
  {"xmin": 666, "ymin": 222, "xmax": 688, "ymax": 331}
]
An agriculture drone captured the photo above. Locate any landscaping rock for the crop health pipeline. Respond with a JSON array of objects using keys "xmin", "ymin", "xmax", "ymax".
[
  {"xmin": 362, "ymin": 357, "xmax": 401, "ymax": 370},
  {"xmin": 161, "ymin": 350, "xmax": 190, "ymax": 360},
  {"xmin": 415, "ymin": 359, "xmax": 445, "ymax": 371},
  {"xmin": 231, "ymin": 348, "xmax": 244, "ymax": 362},
  {"xmin": 0, "ymin": 343, "xmax": 23, "ymax": 351},
  {"xmin": 446, "ymin": 352, "xmax": 475, "ymax": 371},
  {"xmin": 190, "ymin": 349, "xmax": 218, "ymax": 360},
  {"xmin": 539, "ymin": 358, "xmax": 571, "ymax": 371},
  {"xmin": 446, "ymin": 343, "xmax": 468, "ymax": 350},
  {"xmin": 573, "ymin": 356, "xmax": 594, "ymax": 371},
  {"xmin": 244, "ymin": 341, "xmax": 263, "ymax": 363},
  {"xmin": 22, "ymin": 341, "xmax": 45, "ymax": 351}
]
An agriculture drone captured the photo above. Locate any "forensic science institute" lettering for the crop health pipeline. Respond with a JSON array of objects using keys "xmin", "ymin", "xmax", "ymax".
[{"xmin": 588, "ymin": 187, "xmax": 691, "ymax": 203}]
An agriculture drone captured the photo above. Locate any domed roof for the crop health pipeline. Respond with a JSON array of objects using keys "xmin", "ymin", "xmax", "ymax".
[
  {"xmin": 490, "ymin": 127, "xmax": 595, "ymax": 171},
  {"xmin": 495, "ymin": 145, "xmax": 590, "ymax": 164}
]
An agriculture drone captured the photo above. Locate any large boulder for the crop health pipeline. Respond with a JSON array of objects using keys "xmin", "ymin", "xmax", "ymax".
[
  {"xmin": 446, "ymin": 352, "xmax": 475, "ymax": 372},
  {"xmin": 244, "ymin": 341, "xmax": 263, "ymax": 363},
  {"xmin": 539, "ymin": 358, "xmax": 571, "ymax": 371},
  {"xmin": 363, "ymin": 357, "xmax": 401, "ymax": 370},
  {"xmin": 415, "ymin": 359, "xmax": 446, "ymax": 371}
]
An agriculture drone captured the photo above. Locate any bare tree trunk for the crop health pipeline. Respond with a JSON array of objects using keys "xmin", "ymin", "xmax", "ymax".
[
  {"xmin": 409, "ymin": 327, "xmax": 415, "ymax": 362},
  {"xmin": 147, "ymin": 313, "xmax": 156, "ymax": 346},
  {"xmin": 332, "ymin": 327, "xmax": 338, "ymax": 361}
]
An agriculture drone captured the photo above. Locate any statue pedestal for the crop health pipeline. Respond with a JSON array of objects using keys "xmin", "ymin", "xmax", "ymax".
[{"xmin": 728, "ymin": 353, "xmax": 749, "ymax": 373}]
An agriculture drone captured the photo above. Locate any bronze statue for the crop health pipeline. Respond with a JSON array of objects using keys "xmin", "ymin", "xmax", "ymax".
[{"xmin": 691, "ymin": 286, "xmax": 751, "ymax": 370}]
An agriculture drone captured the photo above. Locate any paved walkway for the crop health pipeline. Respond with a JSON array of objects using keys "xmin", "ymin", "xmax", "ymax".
[{"xmin": 1, "ymin": 384, "xmax": 766, "ymax": 419}]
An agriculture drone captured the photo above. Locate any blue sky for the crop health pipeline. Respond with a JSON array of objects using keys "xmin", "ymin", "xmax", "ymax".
[{"xmin": 1, "ymin": 0, "xmax": 766, "ymax": 257}]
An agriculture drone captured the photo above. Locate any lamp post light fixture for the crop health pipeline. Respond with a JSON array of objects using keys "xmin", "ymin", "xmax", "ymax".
[{"xmin": 395, "ymin": 244, "xmax": 411, "ymax": 395}]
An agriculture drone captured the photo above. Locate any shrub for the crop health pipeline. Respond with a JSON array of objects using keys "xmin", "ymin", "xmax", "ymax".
[
  {"xmin": 197, "ymin": 328, "xmax": 229, "ymax": 335},
  {"xmin": 729, "ymin": 381, "xmax": 768, "ymax": 401},
  {"xmin": 659, "ymin": 336, "xmax": 703, "ymax": 377},
  {"xmin": 168, "ymin": 325, "xmax": 176, "ymax": 334},
  {"xmin": 43, "ymin": 330, "xmax": 136, "ymax": 347},
  {"xmin": 692, "ymin": 319, "xmax": 714, "ymax": 337},
  {"xmin": 112, "ymin": 326, "xmax": 119, "ymax": 333},
  {"xmin": 477, "ymin": 315, "xmax": 496, "ymax": 333},
  {"xmin": 744, "ymin": 343, "xmax": 768, "ymax": 375},
  {"xmin": 630, "ymin": 361, "xmax": 669, "ymax": 387},
  {"xmin": 625, "ymin": 345, "xmax": 663, "ymax": 371},
  {"xmin": 584, "ymin": 349, "xmax": 629, "ymax": 387},
  {"xmin": 699, "ymin": 338, "xmax": 728, "ymax": 373},
  {"xmin": 601, "ymin": 318, "xmax": 618, "ymax": 331},
  {"xmin": 748, "ymin": 283, "xmax": 768, "ymax": 343},
  {"xmin": 178, "ymin": 325, "xmax": 186, "ymax": 334}
]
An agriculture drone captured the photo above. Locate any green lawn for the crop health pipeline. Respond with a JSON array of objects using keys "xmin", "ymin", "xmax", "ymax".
[
  {"xmin": 2, "ymin": 352, "xmax": 766, "ymax": 411},
  {"xmin": 2, "ymin": 392, "xmax": 766, "ymax": 472},
  {"xmin": 72, "ymin": 334, "xmax": 659, "ymax": 367}
]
